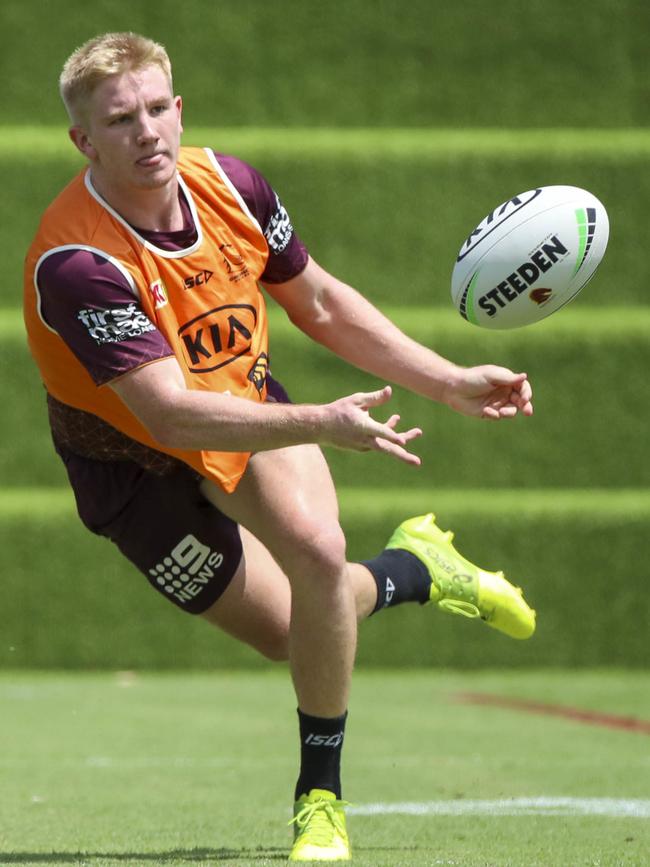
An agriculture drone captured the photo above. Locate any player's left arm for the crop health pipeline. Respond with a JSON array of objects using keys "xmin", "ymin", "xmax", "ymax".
[{"xmin": 263, "ymin": 256, "xmax": 533, "ymax": 421}]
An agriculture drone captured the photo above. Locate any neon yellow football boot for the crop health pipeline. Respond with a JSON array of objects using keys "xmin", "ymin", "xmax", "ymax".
[
  {"xmin": 386, "ymin": 513, "xmax": 536, "ymax": 639},
  {"xmin": 289, "ymin": 789, "xmax": 351, "ymax": 862}
]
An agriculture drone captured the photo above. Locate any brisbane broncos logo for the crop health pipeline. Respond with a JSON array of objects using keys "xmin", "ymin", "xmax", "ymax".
[
  {"xmin": 248, "ymin": 353, "xmax": 269, "ymax": 394},
  {"xmin": 529, "ymin": 287, "xmax": 553, "ymax": 305}
]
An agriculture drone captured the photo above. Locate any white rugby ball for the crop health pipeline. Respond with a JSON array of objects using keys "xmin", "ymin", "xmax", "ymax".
[{"xmin": 451, "ymin": 185, "xmax": 609, "ymax": 329}]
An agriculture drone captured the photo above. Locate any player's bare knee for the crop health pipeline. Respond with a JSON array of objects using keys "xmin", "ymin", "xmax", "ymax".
[
  {"xmin": 283, "ymin": 520, "xmax": 347, "ymax": 585},
  {"xmin": 257, "ymin": 634, "xmax": 289, "ymax": 662}
]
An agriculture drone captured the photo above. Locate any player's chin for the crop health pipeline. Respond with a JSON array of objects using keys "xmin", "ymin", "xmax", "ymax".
[{"xmin": 134, "ymin": 166, "xmax": 174, "ymax": 189}]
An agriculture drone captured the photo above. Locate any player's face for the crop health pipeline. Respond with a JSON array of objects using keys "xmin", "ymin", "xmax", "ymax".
[{"xmin": 73, "ymin": 65, "xmax": 183, "ymax": 194}]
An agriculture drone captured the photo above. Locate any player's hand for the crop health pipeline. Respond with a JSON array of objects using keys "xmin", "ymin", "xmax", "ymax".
[
  {"xmin": 322, "ymin": 385, "xmax": 422, "ymax": 465},
  {"xmin": 443, "ymin": 365, "xmax": 533, "ymax": 420}
]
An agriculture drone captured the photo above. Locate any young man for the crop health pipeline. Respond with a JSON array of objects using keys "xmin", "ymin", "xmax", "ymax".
[{"xmin": 24, "ymin": 33, "xmax": 535, "ymax": 862}]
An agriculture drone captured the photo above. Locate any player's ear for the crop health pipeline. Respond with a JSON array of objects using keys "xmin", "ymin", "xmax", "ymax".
[
  {"xmin": 69, "ymin": 126, "xmax": 97, "ymax": 160},
  {"xmin": 175, "ymin": 95, "xmax": 183, "ymax": 135}
]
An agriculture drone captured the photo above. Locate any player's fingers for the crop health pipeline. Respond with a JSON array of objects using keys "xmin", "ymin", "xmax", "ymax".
[
  {"xmin": 373, "ymin": 436, "xmax": 422, "ymax": 466},
  {"xmin": 499, "ymin": 381, "xmax": 533, "ymax": 416},
  {"xmin": 511, "ymin": 378, "xmax": 533, "ymax": 405},
  {"xmin": 383, "ymin": 417, "xmax": 423, "ymax": 442},
  {"xmin": 363, "ymin": 416, "xmax": 407, "ymax": 446},
  {"xmin": 511, "ymin": 386, "xmax": 534, "ymax": 416},
  {"xmin": 364, "ymin": 419, "xmax": 422, "ymax": 450},
  {"xmin": 400, "ymin": 426, "xmax": 423, "ymax": 443},
  {"xmin": 518, "ymin": 377, "xmax": 533, "ymax": 401},
  {"xmin": 487, "ymin": 368, "xmax": 529, "ymax": 388},
  {"xmin": 355, "ymin": 385, "xmax": 393, "ymax": 408},
  {"xmin": 481, "ymin": 405, "xmax": 502, "ymax": 421}
]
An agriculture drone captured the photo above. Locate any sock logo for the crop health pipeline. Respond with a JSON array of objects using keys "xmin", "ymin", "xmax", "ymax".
[
  {"xmin": 304, "ymin": 732, "xmax": 344, "ymax": 748},
  {"xmin": 384, "ymin": 576, "xmax": 396, "ymax": 607}
]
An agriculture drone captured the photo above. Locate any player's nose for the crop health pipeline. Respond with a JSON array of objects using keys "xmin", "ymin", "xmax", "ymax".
[{"xmin": 135, "ymin": 112, "xmax": 158, "ymax": 144}]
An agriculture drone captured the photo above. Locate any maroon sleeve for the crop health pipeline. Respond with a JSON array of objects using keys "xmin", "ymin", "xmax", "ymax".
[
  {"xmin": 36, "ymin": 249, "xmax": 174, "ymax": 386},
  {"xmin": 215, "ymin": 153, "xmax": 309, "ymax": 283}
]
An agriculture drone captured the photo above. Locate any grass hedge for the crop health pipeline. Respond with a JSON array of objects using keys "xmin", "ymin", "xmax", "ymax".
[
  {"xmin": 3, "ymin": 307, "xmax": 649, "ymax": 490},
  {"xmin": 5, "ymin": 117, "xmax": 650, "ymax": 670},
  {"xmin": 1, "ymin": 486, "xmax": 648, "ymax": 669},
  {"xmin": 6, "ymin": 128, "xmax": 650, "ymax": 308},
  {"xmin": 2, "ymin": 0, "xmax": 647, "ymax": 127}
]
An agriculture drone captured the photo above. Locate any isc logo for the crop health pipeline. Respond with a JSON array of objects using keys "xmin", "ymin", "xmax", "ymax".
[
  {"xmin": 304, "ymin": 732, "xmax": 345, "ymax": 748},
  {"xmin": 178, "ymin": 304, "xmax": 257, "ymax": 373},
  {"xmin": 183, "ymin": 269, "xmax": 213, "ymax": 290}
]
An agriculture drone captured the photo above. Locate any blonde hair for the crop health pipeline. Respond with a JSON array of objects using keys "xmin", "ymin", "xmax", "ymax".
[{"xmin": 60, "ymin": 32, "xmax": 173, "ymax": 124}]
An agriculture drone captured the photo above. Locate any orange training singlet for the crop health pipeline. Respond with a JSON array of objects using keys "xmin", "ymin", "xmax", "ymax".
[{"xmin": 24, "ymin": 147, "xmax": 270, "ymax": 493}]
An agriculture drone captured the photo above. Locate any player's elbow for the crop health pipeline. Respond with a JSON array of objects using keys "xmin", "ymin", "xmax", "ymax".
[
  {"xmin": 111, "ymin": 369, "xmax": 192, "ymax": 449},
  {"xmin": 144, "ymin": 416, "xmax": 176, "ymax": 449},
  {"xmin": 287, "ymin": 294, "xmax": 332, "ymax": 339},
  {"xmin": 142, "ymin": 410, "xmax": 193, "ymax": 451},
  {"xmin": 121, "ymin": 395, "xmax": 188, "ymax": 450}
]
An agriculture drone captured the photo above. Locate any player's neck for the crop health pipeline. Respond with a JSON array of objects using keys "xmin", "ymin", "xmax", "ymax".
[{"xmin": 89, "ymin": 171, "xmax": 184, "ymax": 233}]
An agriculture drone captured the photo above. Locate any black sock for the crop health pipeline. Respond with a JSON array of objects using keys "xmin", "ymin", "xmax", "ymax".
[
  {"xmin": 294, "ymin": 709, "xmax": 347, "ymax": 801},
  {"xmin": 362, "ymin": 548, "xmax": 431, "ymax": 614}
]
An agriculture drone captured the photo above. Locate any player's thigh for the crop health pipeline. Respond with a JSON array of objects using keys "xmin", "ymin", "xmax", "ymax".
[
  {"xmin": 92, "ymin": 463, "xmax": 292, "ymax": 657},
  {"xmin": 96, "ymin": 464, "xmax": 244, "ymax": 616},
  {"xmin": 200, "ymin": 444, "xmax": 346, "ymax": 577},
  {"xmin": 200, "ymin": 524, "xmax": 291, "ymax": 661}
]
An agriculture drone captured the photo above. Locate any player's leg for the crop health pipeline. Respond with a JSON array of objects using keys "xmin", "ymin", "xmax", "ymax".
[
  {"xmin": 199, "ymin": 522, "xmax": 386, "ymax": 659},
  {"xmin": 200, "ymin": 444, "xmax": 356, "ymax": 861},
  {"xmin": 198, "ymin": 524, "xmax": 291, "ymax": 661},
  {"xmin": 61, "ymin": 446, "xmax": 534, "ymax": 862},
  {"xmin": 200, "ymin": 444, "xmax": 357, "ymax": 719}
]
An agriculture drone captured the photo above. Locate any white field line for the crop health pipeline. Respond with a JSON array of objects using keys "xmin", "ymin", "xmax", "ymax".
[{"xmin": 348, "ymin": 797, "xmax": 650, "ymax": 819}]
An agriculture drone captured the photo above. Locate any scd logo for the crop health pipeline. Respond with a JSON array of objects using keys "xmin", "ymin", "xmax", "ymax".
[{"xmin": 178, "ymin": 304, "xmax": 257, "ymax": 373}]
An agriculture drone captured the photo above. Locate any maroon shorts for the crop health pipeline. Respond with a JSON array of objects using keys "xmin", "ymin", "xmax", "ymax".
[
  {"xmin": 55, "ymin": 376, "xmax": 291, "ymax": 615},
  {"xmin": 57, "ymin": 450, "xmax": 243, "ymax": 614}
]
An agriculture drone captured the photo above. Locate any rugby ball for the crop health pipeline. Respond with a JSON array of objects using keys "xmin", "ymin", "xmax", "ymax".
[{"xmin": 451, "ymin": 185, "xmax": 609, "ymax": 329}]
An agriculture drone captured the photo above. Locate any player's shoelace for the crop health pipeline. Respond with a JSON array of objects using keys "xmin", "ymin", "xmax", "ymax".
[{"xmin": 290, "ymin": 797, "xmax": 349, "ymax": 845}]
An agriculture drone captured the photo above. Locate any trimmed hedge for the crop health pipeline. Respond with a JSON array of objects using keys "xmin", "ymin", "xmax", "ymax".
[
  {"xmin": 1, "ymin": 487, "xmax": 648, "ymax": 669},
  {"xmin": 3, "ymin": 308, "xmax": 649, "ymax": 489},
  {"xmin": 7, "ymin": 129, "xmax": 650, "ymax": 307},
  {"xmin": 3, "ymin": 0, "xmax": 649, "ymax": 672},
  {"xmin": 1, "ymin": 0, "xmax": 647, "ymax": 128}
]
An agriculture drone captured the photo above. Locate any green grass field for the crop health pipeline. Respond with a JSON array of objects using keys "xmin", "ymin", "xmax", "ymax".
[{"xmin": 1, "ymin": 670, "xmax": 649, "ymax": 866}]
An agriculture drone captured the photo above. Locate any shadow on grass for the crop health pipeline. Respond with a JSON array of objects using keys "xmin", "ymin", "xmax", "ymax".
[
  {"xmin": 0, "ymin": 849, "xmax": 288, "ymax": 864},
  {"xmin": 0, "ymin": 846, "xmax": 421, "ymax": 865}
]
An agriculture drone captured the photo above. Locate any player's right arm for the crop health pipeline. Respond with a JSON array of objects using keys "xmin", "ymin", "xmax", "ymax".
[
  {"xmin": 110, "ymin": 356, "xmax": 422, "ymax": 464},
  {"xmin": 36, "ymin": 248, "xmax": 420, "ymax": 464}
]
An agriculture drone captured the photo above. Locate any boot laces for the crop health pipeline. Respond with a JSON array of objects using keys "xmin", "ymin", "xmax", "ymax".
[{"xmin": 290, "ymin": 796, "xmax": 348, "ymax": 845}]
